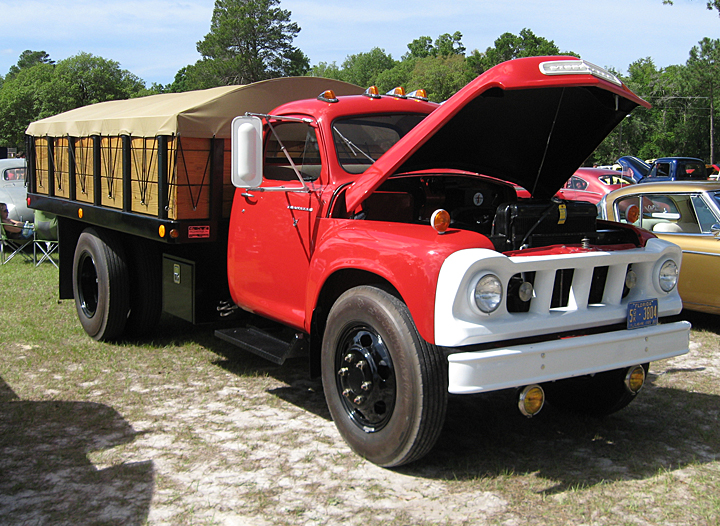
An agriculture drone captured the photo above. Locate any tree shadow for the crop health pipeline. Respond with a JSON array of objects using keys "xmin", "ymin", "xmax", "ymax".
[{"xmin": 0, "ymin": 376, "xmax": 154, "ymax": 525}]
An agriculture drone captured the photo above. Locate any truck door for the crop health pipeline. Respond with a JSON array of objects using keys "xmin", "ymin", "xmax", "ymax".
[{"xmin": 227, "ymin": 119, "xmax": 324, "ymax": 329}]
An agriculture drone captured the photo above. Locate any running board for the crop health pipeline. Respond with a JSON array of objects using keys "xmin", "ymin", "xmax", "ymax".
[{"xmin": 214, "ymin": 326, "xmax": 308, "ymax": 365}]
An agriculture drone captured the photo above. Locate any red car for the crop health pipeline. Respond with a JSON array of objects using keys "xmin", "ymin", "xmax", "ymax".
[{"xmin": 556, "ymin": 167, "xmax": 634, "ymax": 204}]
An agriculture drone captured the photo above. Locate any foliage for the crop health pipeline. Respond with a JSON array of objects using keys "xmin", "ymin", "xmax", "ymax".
[
  {"xmin": 0, "ymin": 52, "xmax": 145, "ymax": 148},
  {"xmin": 663, "ymin": 0, "xmax": 720, "ymax": 16},
  {"xmin": 593, "ymin": 39, "xmax": 719, "ymax": 165},
  {"xmin": 175, "ymin": 0, "xmax": 308, "ymax": 90},
  {"xmin": 466, "ymin": 28, "xmax": 577, "ymax": 76}
]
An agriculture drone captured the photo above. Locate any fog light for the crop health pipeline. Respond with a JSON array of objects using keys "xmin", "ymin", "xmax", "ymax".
[
  {"xmin": 625, "ymin": 365, "xmax": 646, "ymax": 394},
  {"xmin": 625, "ymin": 269, "xmax": 637, "ymax": 290},
  {"xmin": 518, "ymin": 384, "xmax": 545, "ymax": 417},
  {"xmin": 518, "ymin": 282, "xmax": 533, "ymax": 302}
]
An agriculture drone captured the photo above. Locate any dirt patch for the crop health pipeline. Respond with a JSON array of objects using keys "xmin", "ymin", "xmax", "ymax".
[{"xmin": 2, "ymin": 311, "xmax": 720, "ymax": 525}]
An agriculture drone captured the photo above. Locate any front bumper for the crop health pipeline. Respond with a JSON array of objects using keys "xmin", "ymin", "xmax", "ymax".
[{"xmin": 447, "ymin": 321, "xmax": 690, "ymax": 394}]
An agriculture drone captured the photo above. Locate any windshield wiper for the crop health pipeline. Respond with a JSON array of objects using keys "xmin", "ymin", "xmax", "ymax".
[{"xmin": 333, "ymin": 126, "xmax": 376, "ymax": 164}]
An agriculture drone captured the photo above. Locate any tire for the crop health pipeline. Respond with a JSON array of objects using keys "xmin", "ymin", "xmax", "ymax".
[
  {"xmin": 321, "ymin": 286, "xmax": 447, "ymax": 467},
  {"xmin": 72, "ymin": 228, "xmax": 130, "ymax": 341},
  {"xmin": 125, "ymin": 238, "xmax": 162, "ymax": 338},
  {"xmin": 543, "ymin": 363, "xmax": 649, "ymax": 416}
]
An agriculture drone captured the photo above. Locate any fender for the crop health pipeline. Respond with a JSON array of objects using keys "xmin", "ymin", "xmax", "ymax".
[{"xmin": 305, "ymin": 218, "xmax": 495, "ymax": 343}]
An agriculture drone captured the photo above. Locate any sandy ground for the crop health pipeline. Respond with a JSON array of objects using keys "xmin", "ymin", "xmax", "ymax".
[{"xmin": 1, "ymin": 326, "xmax": 719, "ymax": 525}]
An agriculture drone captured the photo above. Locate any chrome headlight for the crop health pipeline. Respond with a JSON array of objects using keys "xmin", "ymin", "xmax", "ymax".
[
  {"xmin": 474, "ymin": 274, "xmax": 503, "ymax": 313},
  {"xmin": 658, "ymin": 260, "xmax": 679, "ymax": 293}
]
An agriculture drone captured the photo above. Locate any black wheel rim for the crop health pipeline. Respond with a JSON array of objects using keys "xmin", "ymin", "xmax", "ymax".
[
  {"xmin": 77, "ymin": 252, "xmax": 99, "ymax": 318},
  {"xmin": 334, "ymin": 325, "xmax": 396, "ymax": 432}
]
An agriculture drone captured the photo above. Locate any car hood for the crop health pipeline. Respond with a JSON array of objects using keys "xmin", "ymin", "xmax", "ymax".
[
  {"xmin": 616, "ymin": 156, "xmax": 651, "ymax": 181},
  {"xmin": 344, "ymin": 56, "xmax": 649, "ymax": 213}
]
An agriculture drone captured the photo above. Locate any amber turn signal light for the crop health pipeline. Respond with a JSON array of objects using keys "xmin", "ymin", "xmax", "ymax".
[{"xmin": 431, "ymin": 209, "xmax": 450, "ymax": 234}]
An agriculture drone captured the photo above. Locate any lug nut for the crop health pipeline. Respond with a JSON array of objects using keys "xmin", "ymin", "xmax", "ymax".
[
  {"xmin": 344, "ymin": 353, "xmax": 356, "ymax": 363},
  {"xmin": 342, "ymin": 389, "xmax": 353, "ymax": 399},
  {"xmin": 355, "ymin": 360, "xmax": 367, "ymax": 370},
  {"xmin": 353, "ymin": 395, "xmax": 366, "ymax": 405},
  {"xmin": 338, "ymin": 367, "xmax": 349, "ymax": 377},
  {"xmin": 361, "ymin": 381, "xmax": 372, "ymax": 391}
]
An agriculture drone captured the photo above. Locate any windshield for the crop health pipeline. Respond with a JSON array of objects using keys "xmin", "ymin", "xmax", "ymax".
[{"xmin": 332, "ymin": 114, "xmax": 427, "ymax": 174}]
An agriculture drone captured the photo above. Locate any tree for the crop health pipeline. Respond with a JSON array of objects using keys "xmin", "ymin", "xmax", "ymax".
[
  {"xmin": 43, "ymin": 53, "xmax": 144, "ymax": 114},
  {"xmin": 662, "ymin": 0, "xmax": 720, "ymax": 17},
  {"xmin": 404, "ymin": 32, "xmax": 466, "ymax": 60},
  {"xmin": 0, "ymin": 52, "xmax": 146, "ymax": 148},
  {"xmin": 686, "ymin": 38, "xmax": 719, "ymax": 162},
  {"xmin": 337, "ymin": 48, "xmax": 397, "ymax": 88},
  {"xmin": 192, "ymin": 0, "xmax": 308, "ymax": 87},
  {"xmin": 6, "ymin": 50, "xmax": 54, "ymax": 80},
  {"xmin": 0, "ymin": 63, "xmax": 55, "ymax": 147},
  {"xmin": 466, "ymin": 28, "xmax": 576, "ymax": 76}
]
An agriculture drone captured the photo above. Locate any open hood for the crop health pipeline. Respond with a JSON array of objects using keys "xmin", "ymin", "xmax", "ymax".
[{"xmin": 345, "ymin": 57, "xmax": 649, "ymax": 213}]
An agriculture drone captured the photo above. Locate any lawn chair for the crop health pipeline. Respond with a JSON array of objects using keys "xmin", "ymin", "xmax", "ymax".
[
  {"xmin": 33, "ymin": 210, "xmax": 58, "ymax": 268},
  {"xmin": 1, "ymin": 221, "xmax": 33, "ymax": 264}
]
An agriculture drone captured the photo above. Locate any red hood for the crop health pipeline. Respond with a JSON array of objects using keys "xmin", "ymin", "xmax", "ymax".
[{"xmin": 345, "ymin": 56, "xmax": 649, "ymax": 213}]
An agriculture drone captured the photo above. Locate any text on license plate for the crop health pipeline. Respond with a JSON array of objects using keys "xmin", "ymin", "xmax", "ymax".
[{"xmin": 627, "ymin": 299, "xmax": 658, "ymax": 329}]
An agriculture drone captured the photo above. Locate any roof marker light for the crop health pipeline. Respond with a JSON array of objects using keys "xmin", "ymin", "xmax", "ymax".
[
  {"xmin": 539, "ymin": 59, "xmax": 622, "ymax": 86},
  {"xmin": 317, "ymin": 90, "xmax": 339, "ymax": 103},
  {"xmin": 363, "ymin": 86, "xmax": 381, "ymax": 99},
  {"xmin": 407, "ymin": 89, "xmax": 428, "ymax": 101},
  {"xmin": 386, "ymin": 86, "xmax": 406, "ymax": 98}
]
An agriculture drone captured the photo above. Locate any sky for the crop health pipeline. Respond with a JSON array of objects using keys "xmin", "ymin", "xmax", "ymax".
[{"xmin": 0, "ymin": 0, "xmax": 718, "ymax": 87}]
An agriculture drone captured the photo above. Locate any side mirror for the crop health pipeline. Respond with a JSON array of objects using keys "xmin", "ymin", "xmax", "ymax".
[
  {"xmin": 711, "ymin": 223, "xmax": 720, "ymax": 237},
  {"xmin": 231, "ymin": 116, "xmax": 263, "ymax": 188}
]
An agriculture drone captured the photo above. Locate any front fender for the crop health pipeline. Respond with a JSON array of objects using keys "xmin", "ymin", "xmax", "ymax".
[{"xmin": 306, "ymin": 219, "xmax": 495, "ymax": 343}]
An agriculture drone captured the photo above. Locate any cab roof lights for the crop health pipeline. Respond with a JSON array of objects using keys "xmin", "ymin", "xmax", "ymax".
[
  {"xmin": 363, "ymin": 85, "xmax": 381, "ymax": 99},
  {"xmin": 386, "ymin": 86, "xmax": 407, "ymax": 98},
  {"xmin": 407, "ymin": 89, "xmax": 428, "ymax": 101},
  {"xmin": 317, "ymin": 90, "xmax": 339, "ymax": 103},
  {"xmin": 539, "ymin": 59, "xmax": 622, "ymax": 86}
]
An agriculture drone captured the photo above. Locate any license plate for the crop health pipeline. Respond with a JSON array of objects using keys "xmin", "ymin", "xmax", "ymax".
[{"xmin": 627, "ymin": 299, "xmax": 658, "ymax": 329}]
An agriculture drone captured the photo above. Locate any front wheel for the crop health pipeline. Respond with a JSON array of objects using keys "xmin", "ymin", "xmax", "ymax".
[
  {"xmin": 72, "ymin": 228, "xmax": 130, "ymax": 341},
  {"xmin": 321, "ymin": 286, "xmax": 447, "ymax": 467}
]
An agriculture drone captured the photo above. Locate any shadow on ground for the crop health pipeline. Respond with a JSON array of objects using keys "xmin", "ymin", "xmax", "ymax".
[
  {"xmin": 0, "ymin": 376, "xmax": 153, "ymax": 525},
  {"xmin": 141, "ymin": 312, "xmax": 720, "ymax": 494}
]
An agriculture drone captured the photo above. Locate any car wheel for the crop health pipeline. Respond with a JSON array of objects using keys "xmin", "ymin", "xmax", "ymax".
[
  {"xmin": 321, "ymin": 286, "xmax": 447, "ymax": 467},
  {"xmin": 543, "ymin": 364, "xmax": 649, "ymax": 416},
  {"xmin": 72, "ymin": 228, "xmax": 130, "ymax": 341}
]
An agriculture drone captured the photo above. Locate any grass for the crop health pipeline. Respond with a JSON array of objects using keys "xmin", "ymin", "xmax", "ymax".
[{"xmin": 1, "ymin": 255, "xmax": 720, "ymax": 525}]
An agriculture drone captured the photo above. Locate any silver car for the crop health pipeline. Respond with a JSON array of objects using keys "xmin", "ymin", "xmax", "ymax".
[{"xmin": 0, "ymin": 158, "xmax": 32, "ymax": 222}]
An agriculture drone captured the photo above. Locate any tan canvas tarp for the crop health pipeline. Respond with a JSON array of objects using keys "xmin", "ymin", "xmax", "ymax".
[{"xmin": 26, "ymin": 77, "xmax": 363, "ymax": 139}]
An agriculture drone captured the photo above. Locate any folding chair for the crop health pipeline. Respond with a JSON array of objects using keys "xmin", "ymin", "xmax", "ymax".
[
  {"xmin": 33, "ymin": 210, "xmax": 58, "ymax": 268},
  {"xmin": 0, "ymin": 222, "xmax": 33, "ymax": 264}
]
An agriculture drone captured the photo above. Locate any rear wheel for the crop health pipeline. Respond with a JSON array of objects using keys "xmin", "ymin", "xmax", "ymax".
[
  {"xmin": 543, "ymin": 364, "xmax": 649, "ymax": 416},
  {"xmin": 72, "ymin": 228, "xmax": 130, "ymax": 341},
  {"xmin": 321, "ymin": 286, "xmax": 447, "ymax": 467}
]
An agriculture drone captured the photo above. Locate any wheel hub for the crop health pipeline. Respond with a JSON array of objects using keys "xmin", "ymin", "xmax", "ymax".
[{"xmin": 335, "ymin": 328, "xmax": 396, "ymax": 432}]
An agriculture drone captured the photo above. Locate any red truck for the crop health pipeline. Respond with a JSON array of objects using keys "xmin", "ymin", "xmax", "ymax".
[{"xmin": 26, "ymin": 57, "xmax": 690, "ymax": 467}]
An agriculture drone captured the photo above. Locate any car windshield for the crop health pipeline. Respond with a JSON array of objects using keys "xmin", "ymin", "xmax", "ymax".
[{"xmin": 332, "ymin": 114, "xmax": 427, "ymax": 174}]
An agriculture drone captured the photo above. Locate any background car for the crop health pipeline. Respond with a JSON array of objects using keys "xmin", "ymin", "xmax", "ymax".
[
  {"xmin": 0, "ymin": 158, "xmax": 31, "ymax": 222},
  {"xmin": 598, "ymin": 181, "xmax": 720, "ymax": 314},
  {"xmin": 556, "ymin": 167, "xmax": 634, "ymax": 204}
]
